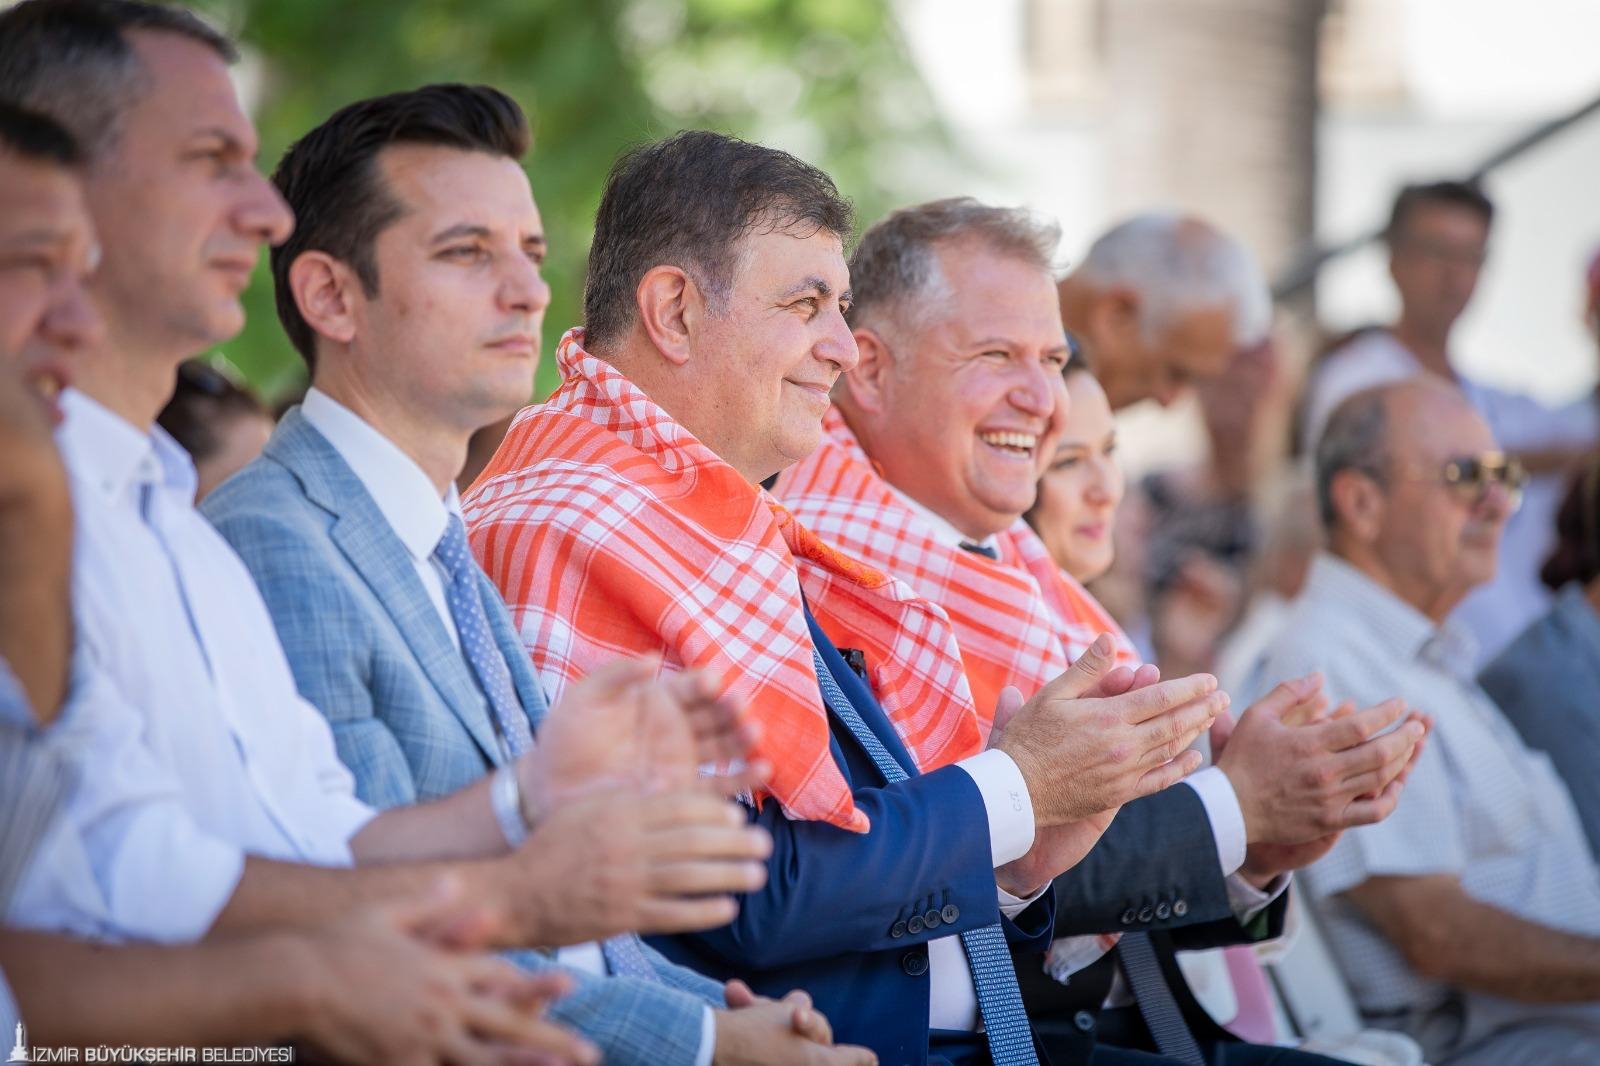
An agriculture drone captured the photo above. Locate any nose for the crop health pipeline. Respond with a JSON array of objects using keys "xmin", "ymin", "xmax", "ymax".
[
  {"xmin": 500, "ymin": 252, "xmax": 552, "ymax": 316},
  {"xmin": 42, "ymin": 275, "xmax": 105, "ymax": 354},
  {"xmin": 235, "ymin": 170, "xmax": 295, "ymax": 247},
  {"xmin": 1009, "ymin": 358, "xmax": 1057, "ymax": 418},
  {"xmin": 1084, "ymin": 458, "xmax": 1115, "ymax": 507},
  {"xmin": 1477, "ymin": 479, "xmax": 1518, "ymax": 520},
  {"xmin": 816, "ymin": 304, "xmax": 859, "ymax": 375}
]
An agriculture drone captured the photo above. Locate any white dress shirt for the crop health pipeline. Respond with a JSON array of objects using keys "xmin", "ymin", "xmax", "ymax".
[
  {"xmin": 301, "ymin": 391, "xmax": 712, "ymax": 1062},
  {"xmin": 1248, "ymin": 554, "xmax": 1600, "ymax": 1030},
  {"xmin": 10, "ymin": 390, "xmax": 374, "ymax": 942}
]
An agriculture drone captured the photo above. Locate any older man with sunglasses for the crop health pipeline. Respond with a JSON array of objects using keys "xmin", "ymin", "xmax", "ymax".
[{"xmin": 1245, "ymin": 377, "xmax": 1600, "ymax": 1066}]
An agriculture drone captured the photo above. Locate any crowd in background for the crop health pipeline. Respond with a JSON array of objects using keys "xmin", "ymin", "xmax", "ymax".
[{"xmin": 3, "ymin": 3, "xmax": 1600, "ymax": 1066}]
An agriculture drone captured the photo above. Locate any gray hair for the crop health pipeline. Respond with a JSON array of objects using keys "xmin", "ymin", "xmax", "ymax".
[
  {"xmin": 1075, "ymin": 212, "xmax": 1271, "ymax": 347},
  {"xmin": 0, "ymin": 0, "xmax": 236, "ymax": 160},
  {"xmin": 1314, "ymin": 385, "xmax": 1391, "ymax": 530},
  {"xmin": 847, "ymin": 197, "xmax": 1061, "ymax": 333}
]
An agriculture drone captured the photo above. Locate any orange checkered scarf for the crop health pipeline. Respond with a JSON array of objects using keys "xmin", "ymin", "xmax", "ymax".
[
  {"xmin": 774, "ymin": 407, "xmax": 1139, "ymax": 716},
  {"xmin": 462, "ymin": 329, "xmax": 987, "ymax": 832}
]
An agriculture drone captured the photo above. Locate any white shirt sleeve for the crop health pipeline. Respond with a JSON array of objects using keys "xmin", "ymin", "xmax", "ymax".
[
  {"xmin": 953, "ymin": 748, "xmax": 1035, "ymax": 867},
  {"xmin": 694, "ymin": 1005, "xmax": 716, "ymax": 1066},
  {"xmin": 1182, "ymin": 766, "xmax": 1248, "ymax": 877},
  {"xmin": 6, "ymin": 661, "xmax": 244, "ymax": 942},
  {"xmin": 1226, "ymin": 870, "xmax": 1292, "ymax": 924}
]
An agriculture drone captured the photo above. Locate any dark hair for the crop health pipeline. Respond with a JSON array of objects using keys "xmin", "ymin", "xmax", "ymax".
[
  {"xmin": 156, "ymin": 359, "xmax": 266, "ymax": 464},
  {"xmin": 1541, "ymin": 454, "xmax": 1600, "ymax": 590},
  {"xmin": 269, "ymin": 84, "xmax": 531, "ymax": 368},
  {"xmin": 0, "ymin": 100, "xmax": 82, "ymax": 167},
  {"xmin": 1314, "ymin": 385, "xmax": 1391, "ymax": 530},
  {"xmin": 1384, "ymin": 181, "xmax": 1494, "ymax": 244},
  {"xmin": 0, "ymin": 0, "xmax": 235, "ymax": 158},
  {"xmin": 582, "ymin": 130, "xmax": 854, "ymax": 351}
]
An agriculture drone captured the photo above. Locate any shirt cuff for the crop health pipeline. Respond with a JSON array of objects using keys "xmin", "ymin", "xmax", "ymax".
[
  {"xmin": 1183, "ymin": 766, "xmax": 1246, "ymax": 877},
  {"xmin": 695, "ymin": 1004, "xmax": 716, "ymax": 1066},
  {"xmin": 954, "ymin": 748, "xmax": 1035, "ymax": 867},
  {"xmin": 1226, "ymin": 869, "xmax": 1292, "ymax": 923},
  {"xmin": 998, "ymin": 878, "xmax": 1051, "ymax": 919}
]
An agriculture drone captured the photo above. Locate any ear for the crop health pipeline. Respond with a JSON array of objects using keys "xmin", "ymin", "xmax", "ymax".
[
  {"xmin": 635, "ymin": 265, "xmax": 698, "ymax": 367},
  {"xmin": 1330, "ymin": 467, "xmax": 1386, "ymax": 545},
  {"xmin": 1096, "ymin": 286, "xmax": 1142, "ymax": 344},
  {"xmin": 840, "ymin": 326, "xmax": 894, "ymax": 414},
  {"xmin": 289, "ymin": 251, "xmax": 360, "ymax": 352}
]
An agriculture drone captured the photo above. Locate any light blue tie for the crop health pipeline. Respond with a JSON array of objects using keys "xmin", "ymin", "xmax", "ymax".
[
  {"xmin": 433, "ymin": 515, "xmax": 536, "ymax": 758},
  {"xmin": 811, "ymin": 647, "xmax": 1039, "ymax": 1066},
  {"xmin": 435, "ymin": 517, "xmax": 658, "ymax": 982}
]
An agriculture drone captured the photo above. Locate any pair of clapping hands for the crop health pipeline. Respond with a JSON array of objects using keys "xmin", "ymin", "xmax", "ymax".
[{"xmin": 983, "ymin": 635, "xmax": 1429, "ymax": 895}]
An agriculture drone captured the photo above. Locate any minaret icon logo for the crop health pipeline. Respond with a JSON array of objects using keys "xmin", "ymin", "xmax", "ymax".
[{"xmin": 5, "ymin": 1020, "xmax": 26, "ymax": 1062}]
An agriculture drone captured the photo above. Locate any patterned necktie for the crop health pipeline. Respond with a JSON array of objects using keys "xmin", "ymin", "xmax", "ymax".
[
  {"xmin": 436, "ymin": 517, "xmax": 657, "ymax": 982},
  {"xmin": 1115, "ymin": 933, "xmax": 1207, "ymax": 1066},
  {"xmin": 433, "ymin": 515, "xmax": 536, "ymax": 758},
  {"xmin": 812, "ymin": 647, "xmax": 1039, "ymax": 1066}
]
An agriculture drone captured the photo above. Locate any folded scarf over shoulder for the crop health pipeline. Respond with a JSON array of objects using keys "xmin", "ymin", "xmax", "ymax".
[
  {"xmin": 774, "ymin": 406, "xmax": 1139, "ymax": 716},
  {"xmin": 775, "ymin": 406, "xmax": 1143, "ymax": 980},
  {"xmin": 462, "ymin": 329, "xmax": 987, "ymax": 833}
]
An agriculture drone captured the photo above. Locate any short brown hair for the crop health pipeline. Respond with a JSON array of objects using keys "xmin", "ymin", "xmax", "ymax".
[
  {"xmin": 582, "ymin": 130, "xmax": 854, "ymax": 351},
  {"xmin": 269, "ymin": 84, "xmax": 531, "ymax": 368},
  {"xmin": 1384, "ymin": 180, "xmax": 1494, "ymax": 244}
]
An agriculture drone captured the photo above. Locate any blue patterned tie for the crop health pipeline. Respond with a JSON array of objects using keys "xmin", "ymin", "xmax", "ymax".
[
  {"xmin": 433, "ymin": 515, "xmax": 536, "ymax": 757},
  {"xmin": 436, "ymin": 517, "xmax": 656, "ymax": 982},
  {"xmin": 812, "ymin": 648, "xmax": 1039, "ymax": 1066}
]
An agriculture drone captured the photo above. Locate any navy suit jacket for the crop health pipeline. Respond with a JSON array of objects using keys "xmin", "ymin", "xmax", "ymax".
[{"xmin": 651, "ymin": 609, "xmax": 1055, "ymax": 1066}]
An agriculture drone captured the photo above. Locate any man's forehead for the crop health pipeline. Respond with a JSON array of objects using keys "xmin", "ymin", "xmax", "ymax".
[
  {"xmin": 379, "ymin": 145, "xmax": 540, "ymax": 231},
  {"xmin": 0, "ymin": 158, "xmax": 90, "ymax": 244},
  {"xmin": 125, "ymin": 30, "xmax": 255, "ymax": 147},
  {"xmin": 742, "ymin": 226, "xmax": 847, "ymax": 285}
]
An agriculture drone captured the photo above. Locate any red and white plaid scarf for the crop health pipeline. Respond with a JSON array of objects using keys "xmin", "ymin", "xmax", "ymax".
[
  {"xmin": 462, "ymin": 329, "xmax": 987, "ymax": 832},
  {"xmin": 776, "ymin": 406, "xmax": 1140, "ymax": 978},
  {"xmin": 774, "ymin": 407, "xmax": 1139, "ymax": 717}
]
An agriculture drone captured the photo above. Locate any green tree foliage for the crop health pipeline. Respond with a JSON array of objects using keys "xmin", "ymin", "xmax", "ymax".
[{"xmin": 193, "ymin": 0, "xmax": 945, "ymax": 401}]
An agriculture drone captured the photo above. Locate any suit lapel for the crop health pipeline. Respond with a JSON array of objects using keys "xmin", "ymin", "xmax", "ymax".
[{"xmin": 267, "ymin": 410, "xmax": 506, "ymax": 765}]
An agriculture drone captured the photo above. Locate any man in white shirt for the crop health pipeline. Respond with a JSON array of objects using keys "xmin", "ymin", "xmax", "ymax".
[
  {"xmin": 0, "ymin": 4, "xmax": 779, "ymax": 1057},
  {"xmin": 1248, "ymin": 377, "xmax": 1600, "ymax": 1065},
  {"xmin": 0, "ymin": 95, "xmax": 597, "ymax": 1065},
  {"xmin": 1301, "ymin": 182, "xmax": 1600, "ymax": 666},
  {"xmin": 200, "ymin": 83, "xmax": 870, "ymax": 1066}
]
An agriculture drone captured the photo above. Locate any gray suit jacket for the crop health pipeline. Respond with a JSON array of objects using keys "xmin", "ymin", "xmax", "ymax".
[{"xmin": 203, "ymin": 408, "xmax": 723, "ymax": 1065}]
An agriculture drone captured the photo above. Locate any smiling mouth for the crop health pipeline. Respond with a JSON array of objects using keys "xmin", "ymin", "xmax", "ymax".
[{"xmin": 977, "ymin": 430, "xmax": 1040, "ymax": 458}]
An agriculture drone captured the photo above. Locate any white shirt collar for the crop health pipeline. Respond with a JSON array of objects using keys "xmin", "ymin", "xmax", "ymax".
[
  {"xmin": 1305, "ymin": 552, "xmax": 1478, "ymax": 668},
  {"xmin": 299, "ymin": 387, "xmax": 460, "ymax": 562},
  {"xmin": 58, "ymin": 387, "xmax": 196, "ymax": 502},
  {"xmin": 887, "ymin": 484, "xmax": 1001, "ymax": 553}
]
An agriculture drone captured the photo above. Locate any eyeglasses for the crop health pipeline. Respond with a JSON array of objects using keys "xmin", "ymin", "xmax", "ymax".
[{"xmin": 1396, "ymin": 451, "xmax": 1526, "ymax": 509}]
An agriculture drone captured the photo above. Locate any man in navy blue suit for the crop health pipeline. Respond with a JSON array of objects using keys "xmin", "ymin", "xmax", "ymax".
[{"xmin": 466, "ymin": 130, "xmax": 1230, "ymax": 1066}]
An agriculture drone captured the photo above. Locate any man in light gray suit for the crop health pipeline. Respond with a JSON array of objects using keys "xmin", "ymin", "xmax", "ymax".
[{"xmin": 203, "ymin": 83, "xmax": 873, "ymax": 1066}]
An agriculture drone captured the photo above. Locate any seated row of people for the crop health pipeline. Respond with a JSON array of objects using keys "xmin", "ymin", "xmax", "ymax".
[{"xmin": 12, "ymin": 0, "xmax": 1594, "ymax": 1063}]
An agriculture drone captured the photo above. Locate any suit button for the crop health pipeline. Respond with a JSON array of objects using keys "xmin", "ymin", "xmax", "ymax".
[
  {"xmin": 907, "ymin": 915, "xmax": 925, "ymax": 935},
  {"xmin": 924, "ymin": 909, "xmax": 942, "ymax": 930},
  {"xmin": 1156, "ymin": 902, "xmax": 1172, "ymax": 920},
  {"xmin": 941, "ymin": 904, "xmax": 960, "ymax": 924},
  {"xmin": 1137, "ymin": 906, "xmax": 1154, "ymax": 923},
  {"xmin": 1073, "ymin": 1010, "xmax": 1096, "ymax": 1032},
  {"xmin": 1173, "ymin": 900, "xmax": 1189, "ymax": 918},
  {"xmin": 890, "ymin": 920, "xmax": 907, "ymax": 939},
  {"xmin": 1120, "ymin": 908, "xmax": 1137, "ymax": 926},
  {"xmin": 902, "ymin": 951, "xmax": 929, "ymax": 977}
]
